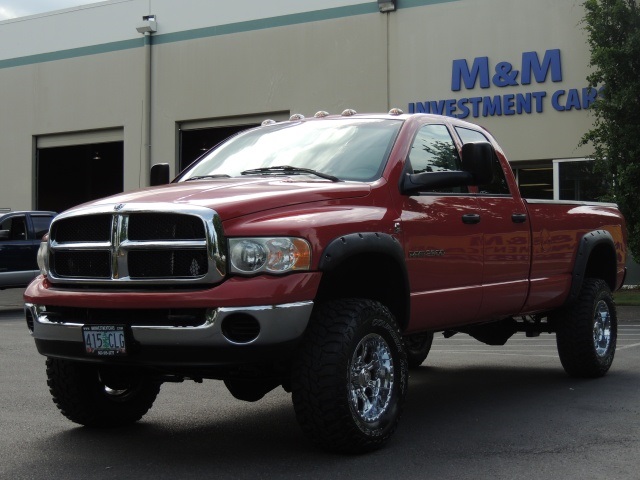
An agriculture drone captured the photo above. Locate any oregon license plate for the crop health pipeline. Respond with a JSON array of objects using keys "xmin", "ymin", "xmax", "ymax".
[{"xmin": 82, "ymin": 325, "xmax": 127, "ymax": 356}]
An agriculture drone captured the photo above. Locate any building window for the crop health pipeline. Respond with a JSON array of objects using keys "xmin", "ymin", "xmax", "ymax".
[
  {"xmin": 512, "ymin": 162, "xmax": 553, "ymax": 199},
  {"xmin": 553, "ymin": 158, "xmax": 608, "ymax": 202}
]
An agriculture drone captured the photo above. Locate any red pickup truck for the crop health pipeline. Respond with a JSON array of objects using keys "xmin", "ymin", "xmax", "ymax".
[{"xmin": 24, "ymin": 110, "xmax": 627, "ymax": 453}]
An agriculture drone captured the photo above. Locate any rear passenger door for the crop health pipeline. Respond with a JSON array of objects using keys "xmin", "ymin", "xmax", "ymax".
[{"xmin": 455, "ymin": 127, "xmax": 530, "ymax": 318}]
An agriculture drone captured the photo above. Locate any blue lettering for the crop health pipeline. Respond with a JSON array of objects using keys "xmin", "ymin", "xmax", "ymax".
[
  {"xmin": 469, "ymin": 97, "xmax": 482, "ymax": 117},
  {"xmin": 492, "ymin": 62, "xmax": 519, "ymax": 87},
  {"xmin": 565, "ymin": 89, "xmax": 581, "ymax": 111},
  {"xmin": 503, "ymin": 94, "xmax": 516, "ymax": 115},
  {"xmin": 582, "ymin": 87, "xmax": 598, "ymax": 109},
  {"xmin": 452, "ymin": 57, "xmax": 490, "ymax": 91},
  {"xmin": 532, "ymin": 91, "xmax": 546, "ymax": 112},
  {"xmin": 445, "ymin": 98, "xmax": 457, "ymax": 116},
  {"xmin": 516, "ymin": 93, "xmax": 532, "ymax": 114},
  {"xmin": 412, "ymin": 102, "xmax": 428, "ymax": 113},
  {"xmin": 552, "ymin": 90, "xmax": 565, "ymax": 111},
  {"xmin": 430, "ymin": 100, "xmax": 446, "ymax": 115},
  {"xmin": 483, "ymin": 96, "xmax": 502, "ymax": 116},
  {"xmin": 457, "ymin": 98, "xmax": 470, "ymax": 119},
  {"xmin": 521, "ymin": 49, "xmax": 562, "ymax": 85}
]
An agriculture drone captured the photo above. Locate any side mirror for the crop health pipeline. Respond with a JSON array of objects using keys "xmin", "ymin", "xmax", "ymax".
[
  {"xmin": 150, "ymin": 163, "xmax": 170, "ymax": 186},
  {"xmin": 402, "ymin": 170, "xmax": 472, "ymax": 194},
  {"xmin": 461, "ymin": 142, "xmax": 494, "ymax": 185}
]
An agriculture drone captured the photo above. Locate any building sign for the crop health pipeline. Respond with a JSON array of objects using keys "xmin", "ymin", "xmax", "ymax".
[{"xmin": 408, "ymin": 49, "xmax": 602, "ymax": 118}]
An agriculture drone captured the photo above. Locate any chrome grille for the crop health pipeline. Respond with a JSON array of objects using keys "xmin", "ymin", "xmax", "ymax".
[
  {"xmin": 128, "ymin": 213, "xmax": 205, "ymax": 240},
  {"xmin": 53, "ymin": 214, "xmax": 112, "ymax": 242},
  {"xmin": 53, "ymin": 250, "xmax": 111, "ymax": 278},
  {"xmin": 128, "ymin": 250, "xmax": 208, "ymax": 278},
  {"xmin": 47, "ymin": 204, "xmax": 226, "ymax": 285}
]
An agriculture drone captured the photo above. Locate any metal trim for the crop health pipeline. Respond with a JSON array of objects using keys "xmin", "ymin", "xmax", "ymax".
[{"xmin": 47, "ymin": 202, "xmax": 227, "ymax": 285}]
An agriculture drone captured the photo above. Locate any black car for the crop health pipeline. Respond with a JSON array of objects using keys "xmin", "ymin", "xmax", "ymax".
[{"xmin": 0, "ymin": 211, "xmax": 56, "ymax": 289}]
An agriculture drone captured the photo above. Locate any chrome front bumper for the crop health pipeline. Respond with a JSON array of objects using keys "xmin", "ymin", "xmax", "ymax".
[{"xmin": 26, "ymin": 301, "xmax": 314, "ymax": 348}]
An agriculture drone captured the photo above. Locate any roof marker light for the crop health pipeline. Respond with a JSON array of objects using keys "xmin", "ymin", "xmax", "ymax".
[
  {"xmin": 289, "ymin": 114, "xmax": 305, "ymax": 121},
  {"xmin": 314, "ymin": 111, "xmax": 330, "ymax": 118},
  {"xmin": 388, "ymin": 108, "xmax": 404, "ymax": 115},
  {"xmin": 341, "ymin": 109, "xmax": 357, "ymax": 116},
  {"xmin": 261, "ymin": 119, "xmax": 277, "ymax": 126}
]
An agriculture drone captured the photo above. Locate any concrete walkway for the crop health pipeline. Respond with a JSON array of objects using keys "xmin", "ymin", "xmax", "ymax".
[{"xmin": 2, "ymin": 286, "xmax": 639, "ymax": 322}]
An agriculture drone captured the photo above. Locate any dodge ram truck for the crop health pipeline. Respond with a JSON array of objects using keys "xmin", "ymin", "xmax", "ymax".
[{"xmin": 24, "ymin": 110, "xmax": 627, "ymax": 453}]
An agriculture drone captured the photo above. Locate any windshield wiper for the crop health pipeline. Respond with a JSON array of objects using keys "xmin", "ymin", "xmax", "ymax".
[
  {"xmin": 240, "ymin": 166, "xmax": 341, "ymax": 182},
  {"xmin": 185, "ymin": 174, "xmax": 231, "ymax": 181}
]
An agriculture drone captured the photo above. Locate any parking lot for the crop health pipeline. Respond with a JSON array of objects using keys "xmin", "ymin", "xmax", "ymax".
[{"xmin": 1, "ymin": 288, "xmax": 639, "ymax": 479}]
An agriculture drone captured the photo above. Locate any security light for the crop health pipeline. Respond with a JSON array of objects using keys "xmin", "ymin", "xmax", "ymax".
[
  {"xmin": 378, "ymin": 0, "xmax": 396, "ymax": 12},
  {"xmin": 136, "ymin": 15, "xmax": 157, "ymax": 34}
]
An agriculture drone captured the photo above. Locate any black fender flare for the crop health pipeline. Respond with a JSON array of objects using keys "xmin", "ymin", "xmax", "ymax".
[
  {"xmin": 318, "ymin": 232, "xmax": 410, "ymax": 324},
  {"xmin": 568, "ymin": 229, "xmax": 616, "ymax": 303}
]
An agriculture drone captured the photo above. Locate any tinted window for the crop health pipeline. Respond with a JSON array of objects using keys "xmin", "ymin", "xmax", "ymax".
[
  {"xmin": 0, "ymin": 216, "xmax": 27, "ymax": 241},
  {"xmin": 31, "ymin": 215, "xmax": 54, "ymax": 239},
  {"xmin": 455, "ymin": 127, "xmax": 510, "ymax": 196},
  {"xmin": 408, "ymin": 124, "xmax": 467, "ymax": 194}
]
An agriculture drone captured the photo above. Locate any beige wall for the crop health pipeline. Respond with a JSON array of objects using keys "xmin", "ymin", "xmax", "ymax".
[
  {"xmin": 150, "ymin": 12, "xmax": 389, "ymax": 176},
  {"xmin": 389, "ymin": 0, "xmax": 594, "ymax": 162},
  {"xmin": 0, "ymin": 0, "xmax": 597, "ymax": 211},
  {"xmin": 0, "ymin": 49, "xmax": 146, "ymax": 210}
]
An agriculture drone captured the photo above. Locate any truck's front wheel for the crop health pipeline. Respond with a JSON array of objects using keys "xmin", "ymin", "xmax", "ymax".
[
  {"xmin": 46, "ymin": 358, "xmax": 161, "ymax": 427},
  {"xmin": 291, "ymin": 299, "xmax": 408, "ymax": 453},
  {"xmin": 554, "ymin": 278, "xmax": 617, "ymax": 378}
]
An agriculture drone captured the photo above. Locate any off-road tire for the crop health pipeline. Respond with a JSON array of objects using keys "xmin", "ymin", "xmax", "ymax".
[
  {"xmin": 46, "ymin": 358, "xmax": 161, "ymax": 427},
  {"xmin": 554, "ymin": 278, "xmax": 617, "ymax": 378},
  {"xmin": 291, "ymin": 299, "xmax": 408, "ymax": 453},
  {"xmin": 404, "ymin": 332, "xmax": 434, "ymax": 368}
]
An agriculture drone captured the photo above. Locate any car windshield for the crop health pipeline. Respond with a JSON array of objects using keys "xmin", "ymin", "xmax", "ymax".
[{"xmin": 178, "ymin": 118, "xmax": 403, "ymax": 182}]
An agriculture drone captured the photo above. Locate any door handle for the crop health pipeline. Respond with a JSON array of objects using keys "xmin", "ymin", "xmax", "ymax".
[
  {"xmin": 462, "ymin": 213, "xmax": 481, "ymax": 224},
  {"xmin": 512, "ymin": 213, "xmax": 527, "ymax": 223}
]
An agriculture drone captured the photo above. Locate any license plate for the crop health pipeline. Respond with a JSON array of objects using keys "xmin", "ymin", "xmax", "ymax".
[{"xmin": 82, "ymin": 325, "xmax": 127, "ymax": 356}]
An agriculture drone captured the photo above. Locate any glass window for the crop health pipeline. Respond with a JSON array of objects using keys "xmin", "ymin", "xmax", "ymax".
[
  {"xmin": 557, "ymin": 160, "xmax": 608, "ymax": 202},
  {"xmin": 514, "ymin": 164, "xmax": 553, "ymax": 199},
  {"xmin": 31, "ymin": 215, "xmax": 54, "ymax": 239},
  {"xmin": 0, "ymin": 216, "xmax": 27, "ymax": 241},
  {"xmin": 180, "ymin": 118, "xmax": 403, "ymax": 182},
  {"xmin": 408, "ymin": 124, "xmax": 467, "ymax": 194},
  {"xmin": 455, "ymin": 127, "xmax": 510, "ymax": 196},
  {"xmin": 409, "ymin": 124, "xmax": 461, "ymax": 174}
]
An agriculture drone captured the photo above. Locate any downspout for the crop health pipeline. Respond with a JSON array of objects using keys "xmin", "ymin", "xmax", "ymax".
[{"xmin": 136, "ymin": 15, "xmax": 156, "ymax": 186}]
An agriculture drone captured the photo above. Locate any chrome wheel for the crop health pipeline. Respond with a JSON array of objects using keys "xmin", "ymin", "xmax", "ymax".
[
  {"xmin": 593, "ymin": 300, "xmax": 612, "ymax": 357},
  {"xmin": 349, "ymin": 332, "xmax": 394, "ymax": 423}
]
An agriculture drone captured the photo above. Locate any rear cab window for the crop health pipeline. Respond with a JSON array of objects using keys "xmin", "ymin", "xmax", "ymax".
[{"xmin": 455, "ymin": 127, "xmax": 510, "ymax": 196}]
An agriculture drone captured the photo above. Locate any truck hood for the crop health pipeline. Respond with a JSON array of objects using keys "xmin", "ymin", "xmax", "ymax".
[{"xmin": 83, "ymin": 178, "xmax": 372, "ymax": 219}]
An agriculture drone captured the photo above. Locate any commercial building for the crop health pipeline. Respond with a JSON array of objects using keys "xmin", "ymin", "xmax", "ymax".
[
  {"xmin": 1, "ymin": 0, "xmax": 637, "ymax": 280},
  {"xmin": 0, "ymin": 0, "xmax": 600, "ymax": 210}
]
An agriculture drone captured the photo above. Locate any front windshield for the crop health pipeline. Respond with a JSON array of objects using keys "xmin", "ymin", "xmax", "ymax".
[{"xmin": 179, "ymin": 118, "xmax": 403, "ymax": 182}]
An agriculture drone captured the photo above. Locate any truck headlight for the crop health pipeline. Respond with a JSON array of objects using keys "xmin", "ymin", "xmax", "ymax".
[
  {"xmin": 36, "ymin": 235, "xmax": 50, "ymax": 277},
  {"xmin": 229, "ymin": 237, "xmax": 311, "ymax": 275}
]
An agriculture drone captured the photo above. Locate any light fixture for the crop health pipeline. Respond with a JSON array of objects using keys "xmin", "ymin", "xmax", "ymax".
[
  {"xmin": 92, "ymin": 151, "xmax": 101, "ymax": 161},
  {"xmin": 136, "ymin": 14, "xmax": 157, "ymax": 34},
  {"xmin": 378, "ymin": 0, "xmax": 396, "ymax": 13}
]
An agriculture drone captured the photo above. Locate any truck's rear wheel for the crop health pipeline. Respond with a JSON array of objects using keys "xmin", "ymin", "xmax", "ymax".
[
  {"xmin": 554, "ymin": 278, "xmax": 617, "ymax": 378},
  {"xmin": 404, "ymin": 332, "xmax": 434, "ymax": 368},
  {"xmin": 46, "ymin": 358, "xmax": 161, "ymax": 427},
  {"xmin": 291, "ymin": 299, "xmax": 408, "ymax": 453}
]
